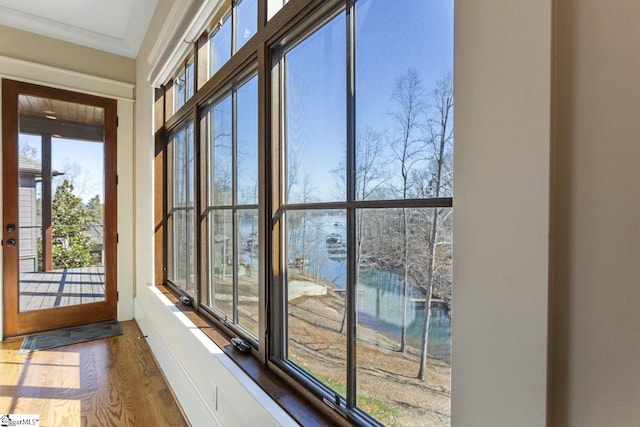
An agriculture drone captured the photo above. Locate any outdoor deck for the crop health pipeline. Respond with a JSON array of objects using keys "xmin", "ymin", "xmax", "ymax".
[{"xmin": 19, "ymin": 266, "xmax": 105, "ymax": 312}]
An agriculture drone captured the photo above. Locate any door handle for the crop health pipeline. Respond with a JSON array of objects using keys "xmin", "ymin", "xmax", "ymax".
[
  {"xmin": 6, "ymin": 224, "xmax": 15, "ymax": 232},
  {"xmin": 5, "ymin": 238, "xmax": 16, "ymax": 247}
]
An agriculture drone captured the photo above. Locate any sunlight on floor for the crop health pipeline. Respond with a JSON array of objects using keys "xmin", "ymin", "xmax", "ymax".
[{"xmin": 0, "ymin": 348, "xmax": 82, "ymax": 425}]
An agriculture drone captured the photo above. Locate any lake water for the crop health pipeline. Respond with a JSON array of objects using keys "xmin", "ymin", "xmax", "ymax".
[
  {"xmin": 241, "ymin": 213, "xmax": 452, "ymax": 362},
  {"xmin": 303, "ymin": 216, "xmax": 452, "ymax": 362},
  {"xmin": 357, "ymin": 269, "xmax": 451, "ymax": 362}
]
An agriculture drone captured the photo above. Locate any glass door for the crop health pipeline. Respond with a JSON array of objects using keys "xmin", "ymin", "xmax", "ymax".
[{"xmin": 2, "ymin": 79, "xmax": 117, "ymax": 337}]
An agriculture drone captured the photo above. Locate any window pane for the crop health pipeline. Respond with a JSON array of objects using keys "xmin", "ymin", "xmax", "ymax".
[
  {"xmin": 207, "ymin": 209, "xmax": 234, "ymax": 318},
  {"xmin": 187, "ymin": 59, "xmax": 195, "ymax": 100},
  {"xmin": 210, "ymin": 14, "xmax": 232, "ymax": 76},
  {"xmin": 168, "ymin": 123, "xmax": 195, "ymax": 295},
  {"xmin": 166, "ymin": 214, "xmax": 175, "ymax": 280},
  {"xmin": 238, "ymin": 208, "xmax": 259, "ymax": 336},
  {"xmin": 286, "ymin": 209, "xmax": 347, "ymax": 396},
  {"xmin": 284, "ymin": 14, "xmax": 346, "ymax": 204},
  {"xmin": 175, "ymin": 69, "xmax": 186, "ymax": 111},
  {"xmin": 237, "ymin": 76, "xmax": 258, "ymax": 205},
  {"xmin": 356, "ymin": 207, "xmax": 452, "ymax": 425},
  {"xmin": 174, "ymin": 210, "xmax": 191, "ymax": 286},
  {"xmin": 236, "ymin": 0, "xmax": 257, "ymax": 52},
  {"xmin": 207, "ymin": 95, "xmax": 233, "ymax": 206},
  {"xmin": 267, "ymin": 0, "xmax": 284, "ymax": 20},
  {"xmin": 174, "ymin": 130, "xmax": 186, "ymax": 205},
  {"xmin": 355, "ymin": 0, "xmax": 453, "ymax": 201}
]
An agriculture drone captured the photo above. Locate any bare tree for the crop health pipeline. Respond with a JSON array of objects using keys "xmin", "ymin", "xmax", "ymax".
[
  {"xmin": 387, "ymin": 69, "xmax": 427, "ymax": 353},
  {"xmin": 417, "ymin": 75, "xmax": 453, "ymax": 380},
  {"xmin": 52, "ymin": 159, "xmax": 95, "ymax": 200},
  {"xmin": 332, "ymin": 128, "xmax": 387, "ymax": 332},
  {"xmin": 19, "ymin": 140, "xmax": 39, "ymax": 160}
]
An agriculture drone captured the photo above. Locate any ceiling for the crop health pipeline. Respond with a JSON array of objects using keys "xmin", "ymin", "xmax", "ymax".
[
  {"xmin": 0, "ymin": 0, "xmax": 158, "ymax": 58},
  {"xmin": 20, "ymin": 94, "xmax": 104, "ymax": 126}
]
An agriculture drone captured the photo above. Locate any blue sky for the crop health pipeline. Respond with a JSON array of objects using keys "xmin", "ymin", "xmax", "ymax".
[
  {"xmin": 20, "ymin": 133, "xmax": 104, "ymax": 202},
  {"xmin": 285, "ymin": 0, "xmax": 454, "ymax": 203},
  {"xmin": 18, "ymin": 0, "xmax": 454, "ymax": 207}
]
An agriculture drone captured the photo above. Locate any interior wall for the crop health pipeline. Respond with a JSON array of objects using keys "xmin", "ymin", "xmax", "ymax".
[
  {"xmin": 0, "ymin": 24, "xmax": 135, "ymax": 84},
  {"xmin": 134, "ymin": 0, "xmax": 170, "ymax": 299},
  {"xmin": 453, "ymin": 0, "xmax": 552, "ymax": 425},
  {"xmin": 552, "ymin": 1, "xmax": 640, "ymax": 425}
]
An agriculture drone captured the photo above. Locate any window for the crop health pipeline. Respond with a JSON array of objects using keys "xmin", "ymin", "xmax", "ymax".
[
  {"xmin": 157, "ymin": 1, "xmax": 452, "ymax": 425},
  {"xmin": 209, "ymin": 12, "xmax": 231, "ymax": 76},
  {"xmin": 236, "ymin": 0, "xmax": 257, "ymax": 52},
  {"xmin": 207, "ymin": 0, "xmax": 258, "ymax": 79},
  {"xmin": 201, "ymin": 75, "xmax": 259, "ymax": 339},
  {"xmin": 166, "ymin": 58, "xmax": 195, "ymax": 119},
  {"xmin": 270, "ymin": 2, "xmax": 453, "ymax": 423},
  {"xmin": 175, "ymin": 58, "xmax": 195, "ymax": 111},
  {"xmin": 166, "ymin": 122, "xmax": 196, "ymax": 296}
]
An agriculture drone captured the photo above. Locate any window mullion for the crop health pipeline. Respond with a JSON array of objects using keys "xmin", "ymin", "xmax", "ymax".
[
  {"xmin": 232, "ymin": 89, "xmax": 239, "ymax": 323},
  {"xmin": 232, "ymin": 0, "xmax": 238, "ymax": 55},
  {"xmin": 258, "ymin": 41, "xmax": 270, "ymax": 363},
  {"xmin": 270, "ymin": 51, "xmax": 286, "ymax": 361},
  {"xmin": 345, "ymin": 0, "xmax": 357, "ymax": 411},
  {"xmin": 193, "ymin": 109, "xmax": 202, "ymax": 306}
]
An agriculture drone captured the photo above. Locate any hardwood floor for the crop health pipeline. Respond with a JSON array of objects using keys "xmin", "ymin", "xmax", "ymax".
[{"xmin": 0, "ymin": 320, "xmax": 189, "ymax": 426}]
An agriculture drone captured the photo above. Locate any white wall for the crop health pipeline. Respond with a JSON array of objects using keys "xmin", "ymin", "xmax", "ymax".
[
  {"xmin": 552, "ymin": 1, "xmax": 640, "ymax": 425},
  {"xmin": 135, "ymin": 285, "xmax": 297, "ymax": 426},
  {"xmin": 0, "ymin": 24, "xmax": 135, "ymax": 83},
  {"xmin": 453, "ymin": 0, "xmax": 552, "ymax": 425}
]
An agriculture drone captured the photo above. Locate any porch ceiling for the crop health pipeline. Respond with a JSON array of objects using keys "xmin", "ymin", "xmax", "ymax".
[{"xmin": 19, "ymin": 95, "xmax": 105, "ymax": 142}]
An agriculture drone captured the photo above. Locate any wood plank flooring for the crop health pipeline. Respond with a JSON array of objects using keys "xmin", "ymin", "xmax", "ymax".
[
  {"xmin": 19, "ymin": 266, "xmax": 105, "ymax": 312},
  {"xmin": 0, "ymin": 321, "xmax": 189, "ymax": 426}
]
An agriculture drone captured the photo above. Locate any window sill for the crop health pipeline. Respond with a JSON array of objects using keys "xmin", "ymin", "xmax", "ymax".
[{"xmin": 154, "ymin": 285, "xmax": 337, "ymax": 427}]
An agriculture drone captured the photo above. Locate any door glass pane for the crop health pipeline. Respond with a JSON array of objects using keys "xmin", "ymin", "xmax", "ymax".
[{"xmin": 17, "ymin": 95, "xmax": 106, "ymax": 312}]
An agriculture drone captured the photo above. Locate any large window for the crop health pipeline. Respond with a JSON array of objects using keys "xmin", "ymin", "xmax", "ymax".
[
  {"xmin": 201, "ymin": 75, "xmax": 259, "ymax": 339},
  {"xmin": 157, "ymin": 1, "xmax": 452, "ymax": 425},
  {"xmin": 271, "ymin": 2, "xmax": 453, "ymax": 424}
]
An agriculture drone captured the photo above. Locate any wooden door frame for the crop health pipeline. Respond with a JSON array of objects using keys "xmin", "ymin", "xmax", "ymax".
[{"xmin": 2, "ymin": 79, "xmax": 118, "ymax": 337}]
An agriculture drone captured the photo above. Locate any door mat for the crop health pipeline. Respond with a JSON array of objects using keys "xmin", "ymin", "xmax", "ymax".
[{"xmin": 19, "ymin": 320, "xmax": 122, "ymax": 354}]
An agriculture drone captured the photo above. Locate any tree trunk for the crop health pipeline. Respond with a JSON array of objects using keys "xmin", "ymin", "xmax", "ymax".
[
  {"xmin": 400, "ymin": 207, "xmax": 408, "ymax": 353},
  {"xmin": 418, "ymin": 208, "xmax": 439, "ymax": 379}
]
